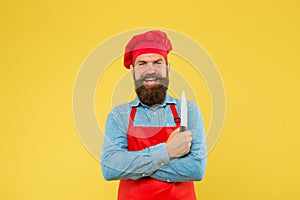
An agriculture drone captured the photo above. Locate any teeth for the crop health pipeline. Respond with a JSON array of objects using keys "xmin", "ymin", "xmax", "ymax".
[{"xmin": 145, "ymin": 78, "xmax": 156, "ymax": 81}]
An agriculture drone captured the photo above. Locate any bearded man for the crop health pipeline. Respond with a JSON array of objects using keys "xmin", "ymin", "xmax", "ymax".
[{"xmin": 101, "ymin": 30, "xmax": 207, "ymax": 200}]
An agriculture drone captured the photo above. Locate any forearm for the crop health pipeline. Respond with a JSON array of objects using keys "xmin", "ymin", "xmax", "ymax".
[
  {"xmin": 101, "ymin": 141, "xmax": 170, "ymax": 181},
  {"xmin": 150, "ymin": 145, "xmax": 206, "ymax": 182}
]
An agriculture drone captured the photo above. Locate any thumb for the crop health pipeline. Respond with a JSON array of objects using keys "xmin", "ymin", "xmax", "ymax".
[{"xmin": 167, "ymin": 128, "xmax": 180, "ymax": 143}]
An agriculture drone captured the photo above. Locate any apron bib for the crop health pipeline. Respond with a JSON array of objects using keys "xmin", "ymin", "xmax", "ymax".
[{"xmin": 118, "ymin": 104, "xmax": 196, "ymax": 200}]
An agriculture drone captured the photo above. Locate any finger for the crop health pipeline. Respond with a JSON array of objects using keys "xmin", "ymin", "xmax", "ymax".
[
  {"xmin": 184, "ymin": 146, "xmax": 191, "ymax": 155},
  {"xmin": 184, "ymin": 131, "xmax": 191, "ymax": 137},
  {"xmin": 166, "ymin": 132, "xmax": 177, "ymax": 143},
  {"xmin": 182, "ymin": 130, "xmax": 191, "ymax": 137},
  {"xmin": 169, "ymin": 129, "xmax": 179, "ymax": 137},
  {"xmin": 170, "ymin": 131, "xmax": 178, "ymax": 137}
]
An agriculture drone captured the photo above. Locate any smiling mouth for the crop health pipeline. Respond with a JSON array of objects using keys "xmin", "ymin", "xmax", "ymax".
[{"xmin": 143, "ymin": 78, "xmax": 158, "ymax": 86}]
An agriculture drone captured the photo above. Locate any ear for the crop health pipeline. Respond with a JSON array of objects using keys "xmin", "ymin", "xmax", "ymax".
[
  {"xmin": 130, "ymin": 64, "xmax": 134, "ymax": 76},
  {"xmin": 167, "ymin": 63, "xmax": 171, "ymax": 71}
]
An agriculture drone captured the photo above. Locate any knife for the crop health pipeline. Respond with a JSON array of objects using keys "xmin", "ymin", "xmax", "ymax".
[{"xmin": 180, "ymin": 91, "xmax": 187, "ymax": 132}]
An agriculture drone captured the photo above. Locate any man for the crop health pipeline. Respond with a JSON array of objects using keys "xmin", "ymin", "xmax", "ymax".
[{"xmin": 101, "ymin": 30, "xmax": 207, "ymax": 200}]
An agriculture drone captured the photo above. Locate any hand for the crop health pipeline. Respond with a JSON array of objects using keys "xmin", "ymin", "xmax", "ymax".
[{"xmin": 166, "ymin": 128, "xmax": 192, "ymax": 158}]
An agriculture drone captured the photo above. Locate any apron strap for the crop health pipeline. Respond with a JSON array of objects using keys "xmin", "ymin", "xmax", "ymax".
[
  {"xmin": 169, "ymin": 103, "xmax": 181, "ymax": 126},
  {"xmin": 128, "ymin": 106, "xmax": 137, "ymax": 127},
  {"xmin": 129, "ymin": 104, "xmax": 180, "ymax": 127}
]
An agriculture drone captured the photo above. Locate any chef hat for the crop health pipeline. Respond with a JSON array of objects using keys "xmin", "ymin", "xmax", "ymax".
[{"xmin": 123, "ymin": 30, "xmax": 173, "ymax": 69}]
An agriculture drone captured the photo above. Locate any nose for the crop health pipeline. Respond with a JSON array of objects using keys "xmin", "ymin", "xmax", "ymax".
[{"xmin": 143, "ymin": 63, "xmax": 156, "ymax": 74}]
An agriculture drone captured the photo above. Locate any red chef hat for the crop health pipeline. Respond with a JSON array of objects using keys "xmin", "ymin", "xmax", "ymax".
[{"xmin": 123, "ymin": 30, "xmax": 173, "ymax": 69}]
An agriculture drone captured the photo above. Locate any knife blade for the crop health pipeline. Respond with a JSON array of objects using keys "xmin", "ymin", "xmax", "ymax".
[{"xmin": 180, "ymin": 91, "xmax": 187, "ymax": 132}]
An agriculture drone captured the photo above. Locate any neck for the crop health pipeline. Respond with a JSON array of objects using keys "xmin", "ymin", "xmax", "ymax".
[{"xmin": 150, "ymin": 104, "xmax": 160, "ymax": 110}]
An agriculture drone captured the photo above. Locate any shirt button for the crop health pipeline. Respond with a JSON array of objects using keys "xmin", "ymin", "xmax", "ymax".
[
  {"xmin": 161, "ymin": 162, "xmax": 164, "ymax": 166},
  {"xmin": 166, "ymin": 179, "xmax": 170, "ymax": 182},
  {"xmin": 153, "ymin": 112, "xmax": 157, "ymax": 115},
  {"xmin": 142, "ymin": 173, "xmax": 145, "ymax": 177}
]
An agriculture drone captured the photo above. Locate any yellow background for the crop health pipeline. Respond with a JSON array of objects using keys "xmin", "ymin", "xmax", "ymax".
[{"xmin": 1, "ymin": 0, "xmax": 300, "ymax": 199}]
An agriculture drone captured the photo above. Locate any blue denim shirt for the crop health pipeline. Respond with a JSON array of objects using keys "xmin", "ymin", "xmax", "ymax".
[{"xmin": 101, "ymin": 93, "xmax": 207, "ymax": 182}]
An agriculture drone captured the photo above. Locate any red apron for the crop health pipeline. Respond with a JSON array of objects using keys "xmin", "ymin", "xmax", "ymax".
[{"xmin": 118, "ymin": 104, "xmax": 196, "ymax": 200}]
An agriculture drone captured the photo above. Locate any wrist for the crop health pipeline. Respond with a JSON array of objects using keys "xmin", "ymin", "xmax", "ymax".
[{"xmin": 166, "ymin": 143, "xmax": 174, "ymax": 159}]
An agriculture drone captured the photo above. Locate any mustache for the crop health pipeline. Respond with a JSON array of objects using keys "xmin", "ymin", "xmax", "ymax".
[{"xmin": 137, "ymin": 73, "xmax": 165, "ymax": 81}]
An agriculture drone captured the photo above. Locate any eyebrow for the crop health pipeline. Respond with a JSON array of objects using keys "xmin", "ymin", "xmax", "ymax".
[{"xmin": 136, "ymin": 58, "xmax": 164, "ymax": 64}]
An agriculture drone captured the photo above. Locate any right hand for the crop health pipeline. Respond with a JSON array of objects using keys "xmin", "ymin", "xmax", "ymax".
[{"xmin": 166, "ymin": 128, "xmax": 192, "ymax": 158}]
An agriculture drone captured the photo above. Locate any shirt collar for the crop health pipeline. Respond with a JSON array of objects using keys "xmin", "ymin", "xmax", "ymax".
[{"xmin": 130, "ymin": 92, "xmax": 177, "ymax": 108}]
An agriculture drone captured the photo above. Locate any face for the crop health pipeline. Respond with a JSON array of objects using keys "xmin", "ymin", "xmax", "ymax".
[
  {"xmin": 130, "ymin": 53, "xmax": 170, "ymax": 106},
  {"xmin": 130, "ymin": 53, "xmax": 169, "ymax": 86}
]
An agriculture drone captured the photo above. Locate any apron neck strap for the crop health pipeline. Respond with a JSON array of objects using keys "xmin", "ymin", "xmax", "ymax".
[
  {"xmin": 169, "ymin": 103, "xmax": 181, "ymax": 126},
  {"xmin": 129, "ymin": 104, "xmax": 181, "ymax": 127}
]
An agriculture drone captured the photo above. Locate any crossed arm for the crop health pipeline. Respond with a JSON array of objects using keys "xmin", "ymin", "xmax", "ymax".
[{"xmin": 101, "ymin": 104, "xmax": 207, "ymax": 182}]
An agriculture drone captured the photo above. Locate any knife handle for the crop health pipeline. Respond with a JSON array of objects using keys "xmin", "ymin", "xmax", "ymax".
[{"xmin": 180, "ymin": 126, "xmax": 186, "ymax": 132}]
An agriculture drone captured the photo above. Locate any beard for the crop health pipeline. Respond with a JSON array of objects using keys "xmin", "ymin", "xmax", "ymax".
[{"xmin": 134, "ymin": 70, "xmax": 169, "ymax": 107}]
